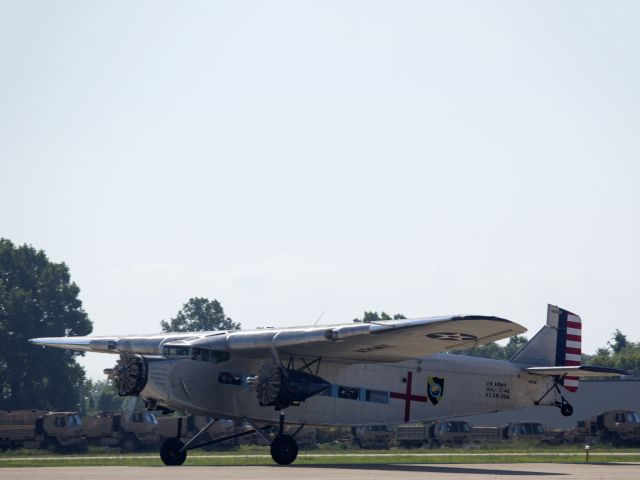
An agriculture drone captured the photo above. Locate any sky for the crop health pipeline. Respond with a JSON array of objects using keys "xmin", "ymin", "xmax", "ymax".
[{"xmin": 1, "ymin": 1, "xmax": 639, "ymax": 379}]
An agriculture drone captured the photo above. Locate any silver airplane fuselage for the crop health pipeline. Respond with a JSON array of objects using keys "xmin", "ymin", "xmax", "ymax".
[{"xmin": 141, "ymin": 353, "xmax": 557, "ymax": 426}]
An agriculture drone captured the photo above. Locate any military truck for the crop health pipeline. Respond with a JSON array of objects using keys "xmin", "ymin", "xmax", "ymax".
[
  {"xmin": 396, "ymin": 420, "xmax": 472, "ymax": 448},
  {"xmin": 0, "ymin": 410, "xmax": 86, "ymax": 452},
  {"xmin": 351, "ymin": 425, "xmax": 394, "ymax": 449},
  {"xmin": 564, "ymin": 410, "xmax": 640, "ymax": 446},
  {"xmin": 471, "ymin": 422, "xmax": 546, "ymax": 443},
  {"xmin": 157, "ymin": 415, "xmax": 237, "ymax": 450},
  {"xmin": 83, "ymin": 410, "xmax": 159, "ymax": 452}
]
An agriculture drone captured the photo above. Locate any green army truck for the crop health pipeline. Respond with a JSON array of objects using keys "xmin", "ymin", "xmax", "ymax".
[
  {"xmin": 396, "ymin": 420, "xmax": 472, "ymax": 448},
  {"xmin": 83, "ymin": 410, "xmax": 159, "ymax": 452},
  {"xmin": 0, "ymin": 410, "xmax": 86, "ymax": 452},
  {"xmin": 564, "ymin": 410, "xmax": 640, "ymax": 446},
  {"xmin": 351, "ymin": 425, "xmax": 394, "ymax": 449}
]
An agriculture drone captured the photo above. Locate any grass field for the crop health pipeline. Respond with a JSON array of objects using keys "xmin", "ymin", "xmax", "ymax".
[{"xmin": 1, "ymin": 445, "xmax": 639, "ymax": 468}]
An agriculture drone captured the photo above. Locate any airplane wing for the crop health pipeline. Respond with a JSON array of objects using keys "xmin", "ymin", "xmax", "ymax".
[
  {"xmin": 31, "ymin": 315, "xmax": 526, "ymax": 363},
  {"xmin": 280, "ymin": 315, "xmax": 523, "ymax": 361},
  {"xmin": 525, "ymin": 366, "xmax": 629, "ymax": 377},
  {"xmin": 224, "ymin": 315, "xmax": 526, "ymax": 362}
]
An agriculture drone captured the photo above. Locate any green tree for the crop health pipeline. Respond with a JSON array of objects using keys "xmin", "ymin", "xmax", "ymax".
[
  {"xmin": 0, "ymin": 239, "xmax": 93, "ymax": 411},
  {"xmin": 452, "ymin": 335, "xmax": 529, "ymax": 360},
  {"xmin": 353, "ymin": 311, "xmax": 406, "ymax": 323},
  {"xmin": 85, "ymin": 379, "xmax": 125, "ymax": 414},
  {"xmin": 584, "ymin": 330, "xmax": 640, "ymax": 376},
  {"xmin": 160, "ymin": 297, "xmax": 240, "ymax": 332},
  {"xmin": 609, "ymin": 329, "xmax": 628, "ymax": 354}
]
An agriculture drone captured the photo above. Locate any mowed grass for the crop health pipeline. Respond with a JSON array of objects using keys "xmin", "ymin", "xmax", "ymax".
[{"xmin": 1, "ymin": 446, "xmax": 640, "ymax": 468}]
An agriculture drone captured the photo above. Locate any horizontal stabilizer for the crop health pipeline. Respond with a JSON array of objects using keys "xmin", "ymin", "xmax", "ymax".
[{"xmin": 525, "ymin": 365, "xmax": 628, "ymax": 378}]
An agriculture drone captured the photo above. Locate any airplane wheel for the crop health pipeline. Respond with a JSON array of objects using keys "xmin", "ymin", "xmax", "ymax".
[
  {"xmin": 561, "ymin": 403, "xmax": 574, "ymax": 417},
  {"xmin": 270, "ymin": 434, "xmax": 298, "ymax": 465},
  {"xmin": 160, "ymin": 438, "xmax": 187, "ymax": 466}
]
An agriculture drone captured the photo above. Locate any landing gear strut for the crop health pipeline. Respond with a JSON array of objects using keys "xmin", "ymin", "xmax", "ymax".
[
  {"xmin": 535, "ymin": 377, "xmax": 574, "ymax": 417},
  {"xmin": 270, "ymin": 411, "xmax": 298, "ymax": 465},
  {"xmin": 159, "ymin": 412, "xmax": 302, "ymax": 466},
  {"xmin": 245, "ymin": 411, "xmax": 301, "ymax": 466}
]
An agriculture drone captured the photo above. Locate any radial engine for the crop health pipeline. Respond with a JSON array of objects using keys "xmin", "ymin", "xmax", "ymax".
[{"xmin": 247, "ymin": 362, "xmax": 330, "ymax": 410}]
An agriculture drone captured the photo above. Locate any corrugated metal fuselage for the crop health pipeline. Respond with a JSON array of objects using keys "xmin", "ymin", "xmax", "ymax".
[{"xmin": 140, "ymin": 353, "xmax": 560, "ymax": 426}]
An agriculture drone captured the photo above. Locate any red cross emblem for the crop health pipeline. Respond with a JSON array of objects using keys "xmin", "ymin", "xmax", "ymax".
[{"xmin": 390, "ymin": 371, "xmax": 427, "ymax": 422}]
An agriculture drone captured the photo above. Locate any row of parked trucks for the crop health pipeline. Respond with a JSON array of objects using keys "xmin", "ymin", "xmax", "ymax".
[{"xmin": 1, "ymin": 409, "xmax": 639, "ymax": 452}]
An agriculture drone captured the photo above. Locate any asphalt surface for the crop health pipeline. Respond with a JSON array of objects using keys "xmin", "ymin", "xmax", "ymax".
[{"xmin": 1, "ymin": 463, "xmax": 639, "ymax": 479}]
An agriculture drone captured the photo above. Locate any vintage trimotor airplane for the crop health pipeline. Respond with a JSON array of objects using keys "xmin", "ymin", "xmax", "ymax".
[{"xmin": 31, "ymin": 304, "xmax": 625, "ymax": 466}]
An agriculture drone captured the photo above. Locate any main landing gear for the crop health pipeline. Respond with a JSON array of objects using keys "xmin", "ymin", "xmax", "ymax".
[
  {"xmin": 535, "ymin": 378, "xmax": 574, "ymax": 417},
  {"xmin": 159, "ymin": 412, "xmax": 301, "ymax": 467},
  {"xmin": 270, "ymin": 411, "xmax": 300, "ymax": 465}
]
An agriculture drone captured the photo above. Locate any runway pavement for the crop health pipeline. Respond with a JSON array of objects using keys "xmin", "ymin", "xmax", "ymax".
[{"xmin": 0, "ymin": 463, "xmax": 639, "ymax": 480}]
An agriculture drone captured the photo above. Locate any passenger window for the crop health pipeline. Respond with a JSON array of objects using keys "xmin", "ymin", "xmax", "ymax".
[
  {"xmin": 54, "ymin": 417, "xmax": 65, "ymax": 428},
  {"xmin": 337, "ymin": 386, "xmax": 360, "ymax": 400},
  {"xmin": 218, "ymin": 372, "xmax": 242, "ymax": 385},
  {"xmin": 365, "ymin": 389, "xmax": 388, "ymax": 403}
]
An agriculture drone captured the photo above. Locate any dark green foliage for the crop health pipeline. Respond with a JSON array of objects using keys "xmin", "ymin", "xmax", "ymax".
[
  {"xmin": 583, "ymin": 330, "xmax": 640, "ymax": 376},
  {"xmin": 0, "ymin": 238, "xmax": 93, "ymax": 411},
  {"xmin": 86, "ymin": 379, "xmax": 125, "ymax": 413},
  {"xmin": 609, "ymin": 329, "xmax": 628, "ymax": 354},
  {"xmin": 452, "ymin": 335, "xmax": 529, "ymax": 360},
  {"xmin": 353, "ymin": 311, "xmax": 406, "ymax": 323},
  {"xmin": 160, "ymin": 297, "xmax": 240, "ymax": 332}
]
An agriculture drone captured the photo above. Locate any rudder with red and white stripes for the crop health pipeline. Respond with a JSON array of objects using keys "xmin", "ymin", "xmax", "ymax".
[{"xmin": 552, "ymin": 306, "xmax": 582, "ymax": 392}]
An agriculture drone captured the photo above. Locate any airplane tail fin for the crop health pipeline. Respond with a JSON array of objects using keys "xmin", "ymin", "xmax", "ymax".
[{"xmin": 510, "ymin": 305, "xmax": 582, "ymax": 392}]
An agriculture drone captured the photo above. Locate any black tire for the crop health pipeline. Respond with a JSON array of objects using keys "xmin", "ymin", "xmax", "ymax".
[
  {"xmin": 160, "ymin": 438, "xmax": 187, "ymax": 466},
  {"xmin": 45, "ymin": 439, "xmax": 60, "ymax": 453},
  {"xmin": 270, "ymin": 434, "xmax": 298, "ymax": 466},
  {"xmin": 121, "ymin": 435, "xmax": 140, "ymax": 453},
  {"xmin": 561, "ymin": 403, "xmax": 574, "ymax": 417},
  {"xmin": 608, "ymin": 432, "xmax": 624, "ymax": 447}
]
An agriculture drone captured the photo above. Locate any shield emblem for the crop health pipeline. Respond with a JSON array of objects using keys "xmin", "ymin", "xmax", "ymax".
[{"xmin": 427, "ymin": 376, "xmax": 445, "ymax": 405}]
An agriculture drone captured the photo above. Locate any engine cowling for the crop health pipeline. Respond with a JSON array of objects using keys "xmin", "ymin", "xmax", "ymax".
[
  {"xmin": 249, "ymin": 362, "xmax": 331, "ymax": 410},
  {"xmin": 105, "ymin": 354, "xmax": 148, "ymax": 396}
]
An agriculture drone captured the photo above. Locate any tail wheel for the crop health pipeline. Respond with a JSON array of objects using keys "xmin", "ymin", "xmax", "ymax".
[
  {"xmin": 270, "ymin": 434, "xmax": 298, "ymax": 465},
  {"xmin": 560, "ymin": 403, "xmax": 574, "ymax": 417},
  {"xmin": 160, "ymin": 438, "xmax": 187, "ymax": 466}
]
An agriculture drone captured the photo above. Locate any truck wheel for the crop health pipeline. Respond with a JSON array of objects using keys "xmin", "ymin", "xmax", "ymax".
[
  {"xmin": 45, "ymin": 440, "xmax": 60, "ymax": 453},
  {"xmin": 160, "ymin": 438, "xmax": 187, "ymax": 466},
  {"xmin": 608, "ymin": 432, "xmax": 624, "ymax": 447},
  {"xmin": 121, "ymin": 436, "xmax": 140, "ymax": 453}
]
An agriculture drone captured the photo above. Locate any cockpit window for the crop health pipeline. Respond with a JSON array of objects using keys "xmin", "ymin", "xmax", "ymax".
[
  {"xmin": 163, "ymin": 346, "xmax": 190, "ymax": 357},
  {"xmin": 191, "ymin": 347, "xmax": 230, "ymax": 364}
]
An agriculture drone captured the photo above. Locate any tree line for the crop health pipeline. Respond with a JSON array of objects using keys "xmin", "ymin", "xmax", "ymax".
[{"xmin": 1, "ymin": 238, "xmax": 638, "ymax": 413}]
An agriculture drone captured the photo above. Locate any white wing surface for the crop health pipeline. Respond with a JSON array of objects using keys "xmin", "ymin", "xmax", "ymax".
[{"xmin": 31, "ymin": 315, "xmax": 526, "ymax": 363}]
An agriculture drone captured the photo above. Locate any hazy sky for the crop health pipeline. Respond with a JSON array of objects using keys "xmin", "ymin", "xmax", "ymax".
[{"xmin": 1, "ymin": 1, "xmax": 639, "ymax": 379}]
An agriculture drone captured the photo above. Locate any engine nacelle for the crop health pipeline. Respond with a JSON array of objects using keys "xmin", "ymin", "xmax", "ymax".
[
  {"xmin": 249, "ymin": 362, "xmax": 330, "ymax": 410},
  {"xmin": 104, "ymin": 354, "xmax": 148, "ymax": 397}
]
